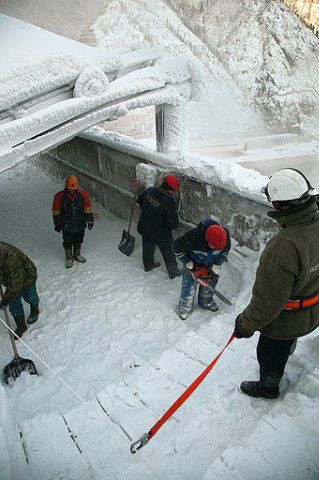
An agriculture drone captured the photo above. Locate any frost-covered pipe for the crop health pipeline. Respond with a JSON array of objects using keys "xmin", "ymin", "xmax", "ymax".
[{"xmin": 159, "ymin": 102, "xmax": 190, "ymax": 152}]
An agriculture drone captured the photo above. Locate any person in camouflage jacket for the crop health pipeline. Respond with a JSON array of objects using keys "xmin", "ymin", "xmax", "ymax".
[
  {"xmin": 0, "ymin": 241, "xmax": 39, "ymax": 340},
  {"xmin": 234, "ymin": 169, "xmax": 319, "ymax": 399}
]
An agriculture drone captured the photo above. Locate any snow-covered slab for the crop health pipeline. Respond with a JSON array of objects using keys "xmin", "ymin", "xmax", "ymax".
[
  {"xmin": 63, "ymin": 395, "xmax": 154, "ymax": 478},
  {"xmin": 150, "ymin": 348, "xmax": 206, "ymax": 387},
  {"xmin": 49, "ymin": 458, "xmax": 96, "ymax": 480},
  {"xmin": 202, "ymin": 398, "xmax": 319, "ymax": 480},
  {"xmin": 0, "ymin": 386, "xmax": 28, "ymax": 479},
  {"xmin": 19, "ymin": 412, "xmax": 82, "ymax": 480},
  {"xmin": 124, "ymin": 364, "xmax": 186, "ymax": 410},
  {"xmin": 173, "ymin": 330, "xmax": 228, "ymax": 365}
]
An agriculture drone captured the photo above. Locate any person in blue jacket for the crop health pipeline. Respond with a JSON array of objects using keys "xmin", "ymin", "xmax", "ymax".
[{"xmin": 173, "ymin": 219, "xmax": 231, "ymax": 320}]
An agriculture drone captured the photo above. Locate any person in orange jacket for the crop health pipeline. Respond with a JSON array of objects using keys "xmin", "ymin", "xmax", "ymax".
[{"xmin": 52, "ymin": 175, "xmax": 94, "ymax": 268}]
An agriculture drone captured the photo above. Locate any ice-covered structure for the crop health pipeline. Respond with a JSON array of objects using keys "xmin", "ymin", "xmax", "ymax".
[
  {"xmin": 0, "ymin": 13, "xmax": 284, "ymax": 251},
  {"xmin": 0, "ymin": 14, "xmax": 202, "ymax": 173}
]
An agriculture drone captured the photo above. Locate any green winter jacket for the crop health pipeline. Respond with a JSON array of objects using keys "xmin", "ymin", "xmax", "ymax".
[
  {"xmin": 0, "ymin": 242, "xmax": 37, "ymax": 302},
  {"xmin": 240, "ymin": 199, "xmax": 319, "ymax": 340}
]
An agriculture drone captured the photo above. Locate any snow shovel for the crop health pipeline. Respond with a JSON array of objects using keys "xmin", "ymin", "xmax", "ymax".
[
  {"xmin": 0, "ymin": 286, "xmax": 38, "ymax": 385},
  {"xmin": 118, "ymin": 183, "xmax": 139, "ymax": 256}
]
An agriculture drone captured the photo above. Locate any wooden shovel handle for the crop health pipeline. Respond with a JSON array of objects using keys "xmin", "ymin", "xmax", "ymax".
[
  {"xmin": 127, "ymin": 181, "xmax": 139, "ymax": 234},
  {"xmin": 0, "ymin": 285, "xmax": 18, "ymax": 355}
]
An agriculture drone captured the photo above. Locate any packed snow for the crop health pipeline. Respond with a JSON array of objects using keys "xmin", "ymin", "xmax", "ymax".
[{"xmin": 0, "ymin": 159, "xmax": 318, "ymax": 480}]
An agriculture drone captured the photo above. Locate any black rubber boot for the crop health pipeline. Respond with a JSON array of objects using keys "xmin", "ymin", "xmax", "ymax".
[
  {"xmin": 73, "ymin": 247, "xmax": 86, "ymax": 263},
  {"xmin": 27, "ymin": 304, "xmax": 39, "ymax": 325},
  {"xmin": 144, "ymin": 262, "xmax": 160, "ymax": 272},
  {"xmin": 169, "ymin": 268, "xmax": 182, "ymax": 279},
  {"xmin": 65, "ymin": 248, "xmax": 73, "ymax": 268},
  {"xmin": 13, "ymin": 314, "xmax": 27, "ymax": 340},
  {"xmin": 240, "ymin": 376, "xmax": 280, "ymax": 399}
]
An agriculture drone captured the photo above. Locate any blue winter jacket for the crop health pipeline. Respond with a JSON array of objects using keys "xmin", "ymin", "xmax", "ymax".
[{"xmin": 173, "ymin": 219, "xmax": 231, "ymax": 268}]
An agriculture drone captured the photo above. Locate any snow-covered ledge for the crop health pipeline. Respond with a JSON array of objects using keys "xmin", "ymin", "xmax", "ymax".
[{"xmin": 41, "ymin": 128, "xmax": 278, "ymax": 250}]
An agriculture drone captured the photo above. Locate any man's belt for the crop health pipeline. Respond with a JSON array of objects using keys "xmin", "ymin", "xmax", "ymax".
[{"xmin": 284, "ymin": 293, "xmax": 319, "ymax": 311}]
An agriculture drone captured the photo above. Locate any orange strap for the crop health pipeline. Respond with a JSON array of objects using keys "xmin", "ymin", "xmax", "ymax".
[
  {"xmin": 148, "ymin": 332, "xmax": 235, "ymax": 439},
  {"xmin": 130, "ymin": 332, "xmax": 235, "ymax": 453},
  {"xmin": 284, "ymin": 293, "xmax": 319, "ymax": 310}
]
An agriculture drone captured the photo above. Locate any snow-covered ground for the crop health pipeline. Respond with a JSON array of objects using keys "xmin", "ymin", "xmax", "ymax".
[{"xmin": 0, "ymin": 160, "xmax": 318, "ymax": 479}]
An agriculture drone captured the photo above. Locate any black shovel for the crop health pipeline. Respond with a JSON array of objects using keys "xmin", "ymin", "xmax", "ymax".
[
  {"xmin": 0, "ymin": 286, "xmax": 38, "ymax": 385},
  {"xmin": 118, "ymin": 183, "xmax": 139, "ymax": 256}
]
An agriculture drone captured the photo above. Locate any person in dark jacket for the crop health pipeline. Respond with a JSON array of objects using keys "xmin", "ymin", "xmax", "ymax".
[
  {"xmin": 137, "ymin": 174, "xmax": 181, "ymax": 279},
  {"xmin": 0, "ymin": 242, "xmax": 39, "ymax": 339},
  {"xmin": 173, "ymin": 219, "xmax": 231, "ymax": 320},
  {"xmin": 52, "ymin": 175, "xmax": 94, "ymax": 268},
  {"xmin": 234, "ymin": 168, "xmax": 319, "ymax": 399}
]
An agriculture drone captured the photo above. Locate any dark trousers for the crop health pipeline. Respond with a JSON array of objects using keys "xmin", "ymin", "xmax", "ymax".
[
  {"xmin": 9, "ymin": 282, "xmax": 39, "ymax": 316},
  {"xmin": 142, "ymin": 236, "xmax": 178, "ymax": 275},
  {"xmin": 62, "ymin": 230, "xmax": 85, "ymax": 249},
  {"xmin": 257, "ymin": 334, "xmax": 296, "ymax": 381}
]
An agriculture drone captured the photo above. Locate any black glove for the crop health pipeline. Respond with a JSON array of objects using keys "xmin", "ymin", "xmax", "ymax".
[
  {"xmin": 87, "ymin": 223, "xmax": 94, "ymax": 231},
  {"xmin": 234, "ymin": 314, "xmax": 254, "ymax": 339},
  {"xmin": 54, "ymin": 225, "xmax": 62, "ymax": 233},
  {"xmin": 0, "ymin": 298, "xmax": 9, "ymax": 309}
]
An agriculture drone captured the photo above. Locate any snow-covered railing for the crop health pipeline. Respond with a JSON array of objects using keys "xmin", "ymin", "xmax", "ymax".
[{"xmin": 0, "ymin": 55, "xmax": 202, "ymax": 172}]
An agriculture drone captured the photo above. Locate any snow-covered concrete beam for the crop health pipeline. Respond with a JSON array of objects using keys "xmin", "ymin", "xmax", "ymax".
[{"xmin": 0, "ymin": 56, "xmax": 203, "ymax": 172}]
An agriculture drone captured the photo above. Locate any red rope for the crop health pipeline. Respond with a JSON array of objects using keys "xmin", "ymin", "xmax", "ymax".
[{"xmin": 148, "ymin": 332, "xmax": 235, "ymax": 440}]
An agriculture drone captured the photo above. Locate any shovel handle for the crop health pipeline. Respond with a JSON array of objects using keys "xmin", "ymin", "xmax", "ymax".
[
  {"xmin": 0, "ymin": 285, "xmax": 18, "ymax": 355},
  {"xmin": 127, "ymin": 181, "xmax": 139, "ymax": 234}
]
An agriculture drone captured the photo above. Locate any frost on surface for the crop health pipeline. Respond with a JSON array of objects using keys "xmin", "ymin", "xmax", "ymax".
[
  {"xmin": 161, "ymin": 102, "xmax": 190, "ymax": 152},
  {"xmin": 73, "ymin": 67, "xmax": 109, "ymax": 98},
  {"xmin": 0, "ymin": 53, "xmax": 204, "ymax": 159}
]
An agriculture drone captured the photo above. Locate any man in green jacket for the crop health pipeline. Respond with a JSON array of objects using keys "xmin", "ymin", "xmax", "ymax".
[
  {"xmin": 234, "ymin": 168, "xmax": 319, "ymax": 399},
  {"xmin": 0, "ymin": 242, "xmax": 39, "ymax": 340}
]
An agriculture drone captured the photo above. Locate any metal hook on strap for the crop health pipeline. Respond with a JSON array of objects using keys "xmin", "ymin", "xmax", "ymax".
[{"xmin": 130, "ymin": 432, "xmax": 149, "ymax": 454}]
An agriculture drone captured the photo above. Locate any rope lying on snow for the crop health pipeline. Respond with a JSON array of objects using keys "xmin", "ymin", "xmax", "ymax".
[{"xmin": 0, "ymin": 317, "xmax": 161, "ymax": 480}]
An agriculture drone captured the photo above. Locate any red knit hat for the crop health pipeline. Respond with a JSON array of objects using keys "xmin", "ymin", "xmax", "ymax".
[
  {"xmin": 164, "ymin": 174, "xmax": 180, "ymax": 191},
  {"xmin": 205, "ymin": 225, "xmax": 227, "ymax": 249}
]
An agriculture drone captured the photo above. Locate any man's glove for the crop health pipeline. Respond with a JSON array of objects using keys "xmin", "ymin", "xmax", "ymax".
[
  {"xmin": 234, "ymin": 314, "xmax": 254, "ymax": 339},
  {"xmin": 54, "ymin": 225, "xmax": 62, "ymax": 233},
  {"xmin": 0, "ymin": 298, "xmax": 9, "ymax": 310},
  {"xmin": 185, "ymin": 260, "xmax": 194, "ymax": 270},
  {"xmin": 87, "ymin": 223, "xmax": 94, "ymax": 231},
  {"xmin": 211, "ymin": 265, "xmax": 221, "ymax": 276}
]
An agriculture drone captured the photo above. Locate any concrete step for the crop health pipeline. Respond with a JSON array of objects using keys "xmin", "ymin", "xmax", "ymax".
[{"xmin": 19, "ymin": 412, "xmax": 84, "ymax": 480}]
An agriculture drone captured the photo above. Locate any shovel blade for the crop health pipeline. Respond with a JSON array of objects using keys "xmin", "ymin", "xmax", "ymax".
[
  {"xmin": 118, "ymin": 230, "xmax": 135, "ymax": 256},
  {"xmin": 3, "ymin": 354, "xmax": 38, "ymax": 386}
]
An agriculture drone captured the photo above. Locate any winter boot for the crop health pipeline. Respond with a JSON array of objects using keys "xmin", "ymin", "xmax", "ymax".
[
  {"xmin": 207, "ymin": 300, "xmax": 219, "ymax": 312},
  {"xmin": 13, "ymin": 314, "xmax": 27, "ymax": 340},
  {"xmin": 144, "ymin": 262, "xmax": 160, "ymax": 272},
  {"xmin": 27, "ymin": 304, "xmax": 39, "ymax": 325},
  {"xmin": 65, "ymin": 248, "xmax": 73, "ymax": 268},
  {"xmin": 73, "ymin": 247, "xmax": 86, "ymax": 263},
  {"xmin": 178, "ymin": 312, "xmax": 189, "ymax": 321},
  {"xmin": 240, "ymin": 376, "xmax": 280, "ymax": 399},
  {"xmin": 169, "ymin": 268, "xmax": 182, "ymax": 279}
]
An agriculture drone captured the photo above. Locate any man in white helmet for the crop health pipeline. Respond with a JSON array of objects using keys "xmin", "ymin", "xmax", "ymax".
[{"xmin": 234, "ymin": 168, "xmax": 319, "ymax": 399}]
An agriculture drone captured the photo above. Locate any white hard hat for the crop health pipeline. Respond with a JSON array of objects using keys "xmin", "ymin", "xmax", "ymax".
[{"xmin": 263, "ymin": 168, "xmax": 318, "ymax": 203}]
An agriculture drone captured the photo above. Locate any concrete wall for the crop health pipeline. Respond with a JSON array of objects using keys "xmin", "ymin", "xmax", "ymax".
[
  {"xmin": 42, "ymin": 137, "xmax": 148, "ymax": 226},
  {"xmin": 41, "ymin": 136, "xmax": 279, "ymax": 250}
]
